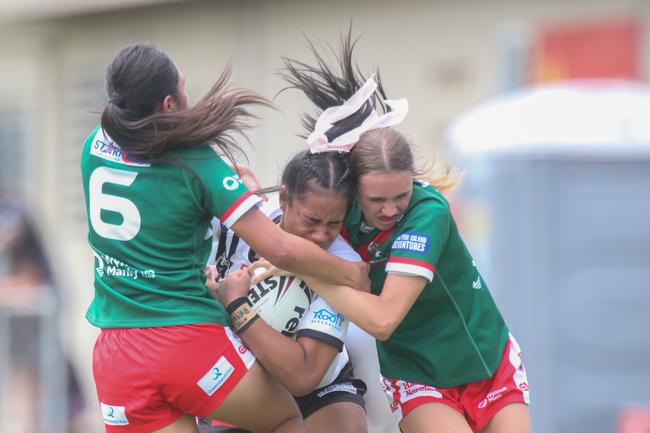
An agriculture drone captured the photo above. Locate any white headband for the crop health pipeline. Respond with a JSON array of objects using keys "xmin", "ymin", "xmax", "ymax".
[{"xmin": 307, "ymin": 75, "xmax": 409, "ymax": 153}]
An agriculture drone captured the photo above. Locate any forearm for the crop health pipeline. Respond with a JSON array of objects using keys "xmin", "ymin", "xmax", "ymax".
[
  {"xmin": 232, "ymin": 210, "xmax": 363, "ymax": 289},
  {"xmin": 303, "ymin": 273, "xmax": 427, "ymax": 341},
  {"xmin": 239, "ymin": 320, "xmax": 328, "ymax": 396},
  {"xmin": 302, "ymin": 277, "xmax": 394, "ymax": 340},
  {"xmin": 277, "ymin": 233, "xmax": 362, "ymax": 288}
]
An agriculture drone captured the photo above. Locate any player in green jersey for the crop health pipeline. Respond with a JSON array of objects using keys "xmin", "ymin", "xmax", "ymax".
[
  {"xmin": 82, "ymin": 43, "xmax": 367, "ymax": 433},
  {"xmin": 270, "ymin": 32, "xmax": 532, "ymax": 433}
]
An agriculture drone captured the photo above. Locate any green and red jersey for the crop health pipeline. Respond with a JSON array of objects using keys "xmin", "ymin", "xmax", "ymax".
[
  {"xmin": 343, "ymin": 181, "xmax": 508, "ymax": 388},
  {"xmin": 81, "ymin": 126, "xmax": 260, "ymax": 329}
]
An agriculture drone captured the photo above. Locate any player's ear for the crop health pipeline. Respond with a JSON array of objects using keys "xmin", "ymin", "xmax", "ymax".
[
  {"xmin": 161, "ymin": 94, "xmax": 177, "ymax": 113},
  {"xmin": 279, "ymin": 185, "xmax": 289, "ymax": 211}
]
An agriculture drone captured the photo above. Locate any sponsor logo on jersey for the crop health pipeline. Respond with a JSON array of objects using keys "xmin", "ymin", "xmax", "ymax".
[
  {"xmin": 93, "ymin": 251, "xmax": 155, "ymax": 280},
  {"xmin": 91, "ymin": 130, "xmax": 149, "ymax": 167},
  {"xmin": 312, "ymin": 308, "xmax": 345, "ymax": 332},
  {"xmin": 100, "ymin": 403, "xmax": 129, "ymax": 426},
  {"xmin": 391, "ymin": 233, "xmax": 430, "ymax": 254},
  {"xmin": 222, "ymin": 175, "xmax": 243, "ymax": 190},
  {"xmin": 472, "ymin": 276, "xmax": 482, "ymax": 290},
  {"xmin": 197, "ymin": 356, "xmax": 234, "ymax": 396}
]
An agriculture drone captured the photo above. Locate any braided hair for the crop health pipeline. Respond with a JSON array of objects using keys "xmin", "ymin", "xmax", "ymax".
[{"xmin": 280, "ymin": 150, "xmax": 354, "ymax": 206}]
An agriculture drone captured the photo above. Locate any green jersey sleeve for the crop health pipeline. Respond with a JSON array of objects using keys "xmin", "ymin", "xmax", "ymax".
[
  {"xmin": 385, "ymin": 194, "xmax": 450, "ymax": 282},
  {"xmin": 178, "ymin": 146, "xmax": 261, "ymax": 227}
]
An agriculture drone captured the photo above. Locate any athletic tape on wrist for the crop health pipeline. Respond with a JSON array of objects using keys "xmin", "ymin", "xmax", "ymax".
[{"xmin": 227, "ymin": 297, "xmax": 258, "ymax": 333}]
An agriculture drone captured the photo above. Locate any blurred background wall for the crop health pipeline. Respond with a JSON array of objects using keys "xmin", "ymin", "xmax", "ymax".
[{"xmin": 0, "ymin": 1, "xmax": 648, "ymax": 432}]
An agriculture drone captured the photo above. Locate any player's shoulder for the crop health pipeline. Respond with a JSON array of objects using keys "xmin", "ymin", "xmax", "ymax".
[
  {"xmin": 171, "ymin": 144, "xmax": 228, "ymax": 167},
  {"xmin": 328, "ymin": 235, "xmax": 361, "ymax": 262},
  {"xmin": 409, "ymin": 180, "xmax": 450, "ymax": 213},
  {"xmin": 83, "ymin": 126, "xmax": 151, "ymax": 169}
]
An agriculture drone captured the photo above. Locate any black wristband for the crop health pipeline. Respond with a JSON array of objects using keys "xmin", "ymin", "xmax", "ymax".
[
  {"xmin": 227, "ymin": 297, "xmax": 257, "ymax": 333},
  {"xmin": 226, "ymin": 297, "xmax": 251, "ymax": 315},
  {"xmin": 237, "ymin": 314, "xmax": 259, "ymax": 334}
]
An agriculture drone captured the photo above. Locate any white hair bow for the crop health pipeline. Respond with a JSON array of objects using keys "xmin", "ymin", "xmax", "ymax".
[{"xmin": 307, "ymin": 75, "xmax": 408, "ymax": 153}]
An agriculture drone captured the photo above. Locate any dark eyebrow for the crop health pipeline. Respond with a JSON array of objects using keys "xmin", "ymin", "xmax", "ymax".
[
  {"xmin": 304, "ymin": 214, "xmax": 343, "ymax": 225},
  {"xmin": 304, "ymin": 215, "xmax": 321, "ymax": 224}
]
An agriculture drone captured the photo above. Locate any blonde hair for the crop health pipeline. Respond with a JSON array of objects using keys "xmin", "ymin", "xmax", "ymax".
[{"xmin": 351, "ymin": 128, "xmax": 462, "ymax": 194}]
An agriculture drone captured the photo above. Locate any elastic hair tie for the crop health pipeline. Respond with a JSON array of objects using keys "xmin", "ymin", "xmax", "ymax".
[{"xmin": 109, "ymin": 94, "xmax": 126, "ymax": 109}]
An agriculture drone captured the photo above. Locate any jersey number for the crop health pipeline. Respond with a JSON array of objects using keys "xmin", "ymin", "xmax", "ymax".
[{"xmin": 89, "ymin": 167, "xmax": 141, "ymax": 241}]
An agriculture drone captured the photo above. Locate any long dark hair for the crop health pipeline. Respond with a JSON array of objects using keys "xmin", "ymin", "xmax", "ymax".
[{"xmin": 101, "ymin": 43, "xmax": 271, "ymax": 164}]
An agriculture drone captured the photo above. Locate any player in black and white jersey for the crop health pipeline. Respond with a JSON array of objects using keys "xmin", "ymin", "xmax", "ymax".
[{"xmin": 201, "ymin": 150, "xmax": 368, "ymax": 433}]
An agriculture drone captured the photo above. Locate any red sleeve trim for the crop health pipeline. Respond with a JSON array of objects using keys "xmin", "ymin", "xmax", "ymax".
[
  {"xmin": 221, "ymin": 191, "xmax": 254, "ymax": 222},
  {"xmin": 388, "ymin": 256, "xmax": 436, "ymax": 272}
]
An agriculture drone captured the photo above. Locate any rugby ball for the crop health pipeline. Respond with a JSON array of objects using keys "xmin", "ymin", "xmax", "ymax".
[{"xmin": 247, "ymin": 274, "xmax": 312, "ymax": 336}]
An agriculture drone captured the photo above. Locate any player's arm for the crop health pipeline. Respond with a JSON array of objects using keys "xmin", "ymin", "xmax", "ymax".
[
  {"xmin": 302, "ymin": 274, "xmax": 427, "ymax": 341},
  {"xmin": 232, "ymin": 209, "xmax": 368, "ymax": 290},
  {"xmin": 216, "ymin": 270, "xmax": 340, "ymax": 396},
  {"xmin": 238, "ymin": 322, "xmax": 339, "ymax": 396},
  {"xmin": 306, "ymin": 198, "xmax": 450, "ymax": 340}
]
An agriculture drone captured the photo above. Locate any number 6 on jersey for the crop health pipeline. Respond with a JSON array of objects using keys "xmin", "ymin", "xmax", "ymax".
[{"xmin": 89, "ymin": 167, "xmax": 141, "ymax": 241}]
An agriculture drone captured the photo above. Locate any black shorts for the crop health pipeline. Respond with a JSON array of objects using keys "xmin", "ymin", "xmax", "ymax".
[
  {"xmin": 294, "ymin": 361, "xmax": 367, "ymax": 419},
  {"xmin": 197, "ymin": 362, "xmax": 367, "ymax": 433}
]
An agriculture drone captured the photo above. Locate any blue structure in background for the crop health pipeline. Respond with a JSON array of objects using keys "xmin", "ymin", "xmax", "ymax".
[{"xmin": 448, "ymin": 82, "xmax": 650, "ymax": 433}]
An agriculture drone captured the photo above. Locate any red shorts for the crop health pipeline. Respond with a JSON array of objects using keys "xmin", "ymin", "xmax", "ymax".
[
  {"xmin": 93, "ymin": 324, "xmax": 255, "ymax": 433},
  {"xmin": 381, "ymin": 334, "xmax": 530, "ymax": 432}
]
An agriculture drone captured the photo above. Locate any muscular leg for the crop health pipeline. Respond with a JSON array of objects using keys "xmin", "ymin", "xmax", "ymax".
[
  {"xmin": 208, "ymin": 362, "xmax": 305, "ymax": 433},
  {"xmin": 400, "ymin": 403, "xmax": 472, "ymax": 433},
  {"xmin": 480, "ymin": 403, "xmax": 531, "ymax": 433},
  {"xmin": 153, "ymin": 414, "xmax": 199, "ymax": 433},
  {"xmin": 304, "ymin": 402, "xmax": 367, "ymax": 433}
]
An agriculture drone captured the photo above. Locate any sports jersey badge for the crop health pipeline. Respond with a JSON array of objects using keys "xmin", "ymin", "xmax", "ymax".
[
  {"xmin": 366, "ymin": 241, "xmax": 389, "ymax": 265},
  {"xmin": 214, "ymin": 254, "xmax": 233, "ymax": 278}
]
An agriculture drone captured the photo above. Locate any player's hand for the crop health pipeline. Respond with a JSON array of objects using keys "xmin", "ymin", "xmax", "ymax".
[
  {"xmin": 249, "ymin": 258, "xmax": 293, "ymax": 285},
  {"xmin": 234, "ymin": 165, "xmax": 268, "ymax": 202},
  {"xmin": 215, "ymin": 268, "xmax": 252, "ymax": 307},
  {"xmin": 204, "ymin": 265, "xmax": 221, "ymax": 298}
]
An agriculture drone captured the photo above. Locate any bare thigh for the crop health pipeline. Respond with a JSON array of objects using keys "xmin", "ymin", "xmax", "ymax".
[
  {"xmin": 400, "ymin": 403, "xmax": 473, "ymax": 433},
  {"xmin": 480, "ymin": 403, "xmax": 531, "ymax": 433},
  {"xmin": 304, "ymin": 401, "xmax": 367, "ymax": 433},
  {"xmin": 153, "ymin": 414, "xmax": 199, "ymax": 433},
  {"xmin": 208, "ymin": 362, "xmax": 305, "ymax": 433}
]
